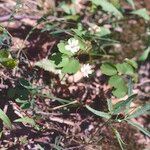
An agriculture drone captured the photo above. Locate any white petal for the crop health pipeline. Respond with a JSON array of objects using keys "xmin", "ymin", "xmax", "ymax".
[
  {"xmin": 81, "ymin": 64, "xmax": 93, "ymax": 77},
  {"xmin": 74, "ymin": 39, "xmax": 79, "ymax": 45},
  {"xmin": 71, "ymin": 47, "xmax": 79, "ymax": 53},
  {"xmin": 68, "ymin": 39, "xmax": 72, "ymax": 45}
]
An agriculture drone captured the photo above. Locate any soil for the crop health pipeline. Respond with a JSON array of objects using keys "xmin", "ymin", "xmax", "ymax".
[{"xmin": 0, "ymin": 0, "xmax": 149, "ymax": 149}]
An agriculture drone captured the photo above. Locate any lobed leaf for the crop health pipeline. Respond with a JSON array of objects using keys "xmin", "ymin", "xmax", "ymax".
[
  {"xmin": 124, "ymin": 58, "xmax": 138, "ymax": 69},
  {"xmin": 100, "ymin": 63, "xmax": 117, "ymax": 76},
  {"xmin": 62, "ymin": 58, "xmax": 80, "ymax": 74},
  {"xmin": 108, "ymin": 75, "xmax": 125, "ymax": 88},
  {"xmin": 116, "ymin": 62, "xmax": 134, "ymax": 75},
  {"xmin": 57, "ymin": 42, "xmax": 73, "ymax": 56},
  {"xmin": 112, "ymin": 85, "xmax": 128, "ymax": 98}
]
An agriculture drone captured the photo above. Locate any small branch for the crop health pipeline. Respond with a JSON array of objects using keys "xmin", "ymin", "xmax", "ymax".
[
  {"xmin": 50, "ymin": 100, "xmax": 79, "ymax": 111},
  {"xmin": 49, "ymin": 116, "xmax": 75, "ymax": 126}
]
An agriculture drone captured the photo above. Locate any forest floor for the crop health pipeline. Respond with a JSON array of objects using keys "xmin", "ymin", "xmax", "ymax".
[{"xmin": 0, "ymin": 0, "xmax": 149, "ymax": 149}]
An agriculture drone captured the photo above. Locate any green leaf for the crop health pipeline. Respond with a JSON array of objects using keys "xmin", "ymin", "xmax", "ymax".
[
  {"xmin": 100, "ymin": 63, "xmax": 117, "ymax": 76},
  {"xmin": 60, "ymin": 2, "xmax": 76, "ymax": 15},
  {"xmin": 0, "ymin": 50, "xmax": 17, "ymax": 68},
  {"xmin": 75, "ymin": 37, "xmax": 86, "ymax": 51},
  {"xmin": 65, "ymin": 15, "xmax": 79, "ymax": 21},
  {"xmin": 126, "ymin": 103, "xmax": 150, "ymax": 119},
  {"xmin": 131, "ymin": 8, "xmax": 150, "ymax": 21},
  {"xmin": 91, "ymin": 0, "xmax": 123, "ymax": 18},
  {"xmin": 57, "ymin": 42, "xmax": 73, "ymax": 56},
  {"xmin": 0, "ymin": 108, "xmax": 12, "ymax": 129},
  {"xmin": 108, "ymin": 75, "xmax": 125, "ymax": 88},
  {"xmin": 98, "ymin": 27, "xmax": 111, "ymax": 37},
  {"xmin": 125, "ymin": 58, "xmax": 138, "ymax": 69},
  {"xmin": 16, "ymin": 88, "xmax": 29, "ymax": 100},
  {"xmin": 110, "ymin": 0, "xmax": 121, "ymax": 9},
  {"xmin": 126, "ymin": 0, "xmax": 135, "ymax": 9},
  {"xmin": 14, "ymin": 117, "xmax": 36, "ymax": 126},
  {"xmin": 112, "ymin": 85, "xmax": 128, "ymax": 98},
  {"xmin": 139, "ymin": 47, "xmax": 150, "ymax": 61},
  {"xmin": 116, "ymin": 62, "xmax": 134, "ymax": 75},
  {"xmin": 50, "ymin": 53, "xmax": 63, "ymax": 65},
  {"xmin": 1, "ymin": 59, "xmax": 17, "ymax": 69},
  {"xmin": 19, "ymin": 78, "xmax": 33, "ymax": 90},
  {"xmin": 41, "ymin": 24, "xmax": 58, "ymax": 32},
  {"xmin": 0, "ymin": 50, "xmax": 9, "ymax": 59},
  {"xmin": 35, "ymin": 59, "xmax": 57, "ymax": 73},
  {"xmin": 7, "ymin": 88, "xmax": 16, "ymax": 98},
  {"xmin": 113, "ymin": 128, "xmax": 125, "ymax": 150},
  {"xmin": 113, "ymin": 94, "xmax": 136, "ymax": 114},
  {"xmin": 127, "ymin": 120, "xmax": 150, "ymax": 137},
  {"xmin": 107, "ymin": 99, "xmax": 113, "ymax": 113},
  {"xmin": 15, "ymin": 98, "xmax": 28, "ymax": 104},
  {"xmin": 72, "ymin": 24, "xmax": 86, "ymax": 37},
  {"xmin": 0, "ymin": 131, "xmax": 3, "ymax": 139},
  {"xmin": 51, "ymin": 53, "xmax": 69, "ymax": 68},
  {"xmin": 0, "ymin": 58, "xmax": 10, "ymax": 62},
  {"xmin": 86, "ymin": 105, "xmax": 111, "ymax": 119},
  {"xmin": 57, "ymin": 55, "xmax": 69, "ymax": 68},
  {"xmin": 62, "ymin": 58, "xmax": 80, "ymax": 74},
  {"xmin": 21, "ymin": 102, "xmax": 31, "ymax": 109}
]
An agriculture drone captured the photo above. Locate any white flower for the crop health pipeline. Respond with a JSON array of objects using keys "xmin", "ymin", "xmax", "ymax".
[
  {"xmin": 88, "ymin": 24, "xmax": 101, "ymax": 34},
  {"xmin": 81, "ymin": 64, "xmax": 93, "ymax": 77},
  {"xmin": 65, "ymin": 38, "xmax": 80, "ymax": 53},
  {"xmin": 56, "ymin": 69, "xmax": 62, "ymax": 75}
]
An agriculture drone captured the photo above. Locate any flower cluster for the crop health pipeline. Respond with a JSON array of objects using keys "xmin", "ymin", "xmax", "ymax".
[
  {"xmin": 64, "ymin": 38, "xmax": 93, "ymax": 77},
  {"xmin": 88, "ymin": 24, "xmax": 101, "ymax": 34}
]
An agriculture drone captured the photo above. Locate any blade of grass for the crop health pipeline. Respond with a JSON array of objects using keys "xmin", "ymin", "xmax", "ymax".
[
  {"xmin": 113, "ymin": 94, "xmax": 136, "ymax": 114},
  {"xmin": 127, "ymin": 120, "xmax": 150, "ymax": 137},
  {"xmin": 113, "ymin": 128, "xmax": 125, "ymax": 150},
  {"xmin": 0, "ymin": 108, "xmax": 12, "ymax": 129},
  {"xmin": 86, "ymin": 105, "xmax": 111, "ymax": 119},
  {"xmin": 107, "ymin": 99, "xmax": 113, "ymax": 113},
  {"xmin": 126, "ymin": 103, "xmax": 150, "ymax": 119}
]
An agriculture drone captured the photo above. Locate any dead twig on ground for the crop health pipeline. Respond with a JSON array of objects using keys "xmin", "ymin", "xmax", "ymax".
[{"xmin": 49, "ymin": 116, "xmax": 75, "ymax": 126}]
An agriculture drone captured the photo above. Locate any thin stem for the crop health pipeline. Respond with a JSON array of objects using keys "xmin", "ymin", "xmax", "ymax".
[
  {"xmin": 37, "ymin": 93, "xmax": 71, "ymax": 104},
  {"xmin": 50, "ymin": 100, "xmax": 78, "ymax": 111}
]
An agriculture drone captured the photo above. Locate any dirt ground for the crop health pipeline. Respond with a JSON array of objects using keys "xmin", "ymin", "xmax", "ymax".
[{"xmin": 0, "ymin": 0, "xmax": 149, "ymax": 149}]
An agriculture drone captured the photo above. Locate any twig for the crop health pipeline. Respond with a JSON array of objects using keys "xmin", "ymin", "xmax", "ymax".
[
  {"xmin": 49, "ymin": 116, "xmax": 75, "ymax": 126},
  {"xmin": 50, "ymin": 100, "xmax": 79, "ymax": 111}
]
